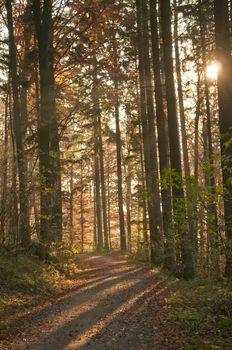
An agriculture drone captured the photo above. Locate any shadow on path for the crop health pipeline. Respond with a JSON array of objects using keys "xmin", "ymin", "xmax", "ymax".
[{"xmin": 3, "ymin": 255, "xmax": 172, "ymax": 350}]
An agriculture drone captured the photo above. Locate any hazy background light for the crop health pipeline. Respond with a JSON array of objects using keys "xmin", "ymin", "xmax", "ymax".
[{"xmin": 207, "ymin": 62, "xmax": 221, "ymax": 80}]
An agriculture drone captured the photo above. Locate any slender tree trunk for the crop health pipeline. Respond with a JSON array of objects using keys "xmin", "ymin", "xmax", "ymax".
[
  {"xmin": 80, "ymin": 166, "xmax": 84, "ymax": 252},
  {"xmin": 92, "ymin": 54, "xmax": 109, "ymax": 250},
  {"xmin": 140, "ymin": 137, "xmax": 148, "ymax": 251},
  {"xmin": 9, "ymin": 94, "xmax": 19, "ymax": 245},
  {"xmin": 174, "ymin": 0, "xmax": 197, "ymax": 253},
  {"xmin": 107, "ymin": 167, "xmax": 112, "ymax": 250},
  {"xmin": 136, "ymin": 66, "xmax": 148, "ymax": 256},
  {"xmin": 0, "ymin": 92, "xmax": 9, "ymax": 242},
  {"xmin": 93, "ymin": 132, "xmax": 103, "ymax": 250},
  {"xmin": 69, "ymin": 164, "xmax": 74, "ymax": 245},
  {"xmin": 194, "ymin": 72, "xmax": 201, "ymax": 182},
  {"xmin": 50, "ymin": 118, "xmax": 62, "ymax": 242},
  {"xmin": 32, "ymin": 192, "xmax": 40, "ymax": 239},
  {"xmin": 174, "ymin": 0, "xmax": 191, "ymax": 180},
  {"xmin": 93, "ymin": 184, "xmax": 97, "ymax": 250},
  {"xmin": 94, "ymin": 156, "xmax": 103, "ymax": 251},
  {"xmin": 112, "ymin": 34, "xmax": 127, "ymax": 251},
  {"xmin": 193, "ymin": 71, "xmax": 201, "ymax": 252},
  {"xmin": 160, "ymin": 0, "xmax": 194, "ymax": 278},
  {"xmin": 126, "ymin": 164, "xmax": 132, "ymax": 253},
  {"xmin": 5, "ymin": 0, "xmax": 30, "ymax": 247},
  {"xmin": 99, "ymin": 120, "xmax": 109, "ymax": 250},
  {"xmin": 137, "ymin": 202, "xmax": 141, "ymax": 253},
  {"xmin": 214, "ymin": 0, "xmax": 232, "ymax": 279},
  {"xmin": 199, "ymin": 0, "xmax": 220, "ymax": 274},
  {"xmin": 92, "ymin": 60, "xmax": 103, "ymax": 251},
  {"xmin": 136, "ymin": 0, "xmax": 163, "ymax": 265}
]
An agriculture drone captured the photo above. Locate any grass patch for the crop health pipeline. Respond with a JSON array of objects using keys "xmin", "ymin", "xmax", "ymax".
[
  {"xmin": 0, "ymin": 244, "xmax": 85, "ymax": 342},
  {"xmin": 167, "ymin": 277, "xmax": 232, "ymax": 349}
]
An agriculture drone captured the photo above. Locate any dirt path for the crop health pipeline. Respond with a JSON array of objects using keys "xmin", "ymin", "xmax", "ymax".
[{"xmin": 1, "ymin": 255, "xmax": 187, "ymax": 350}]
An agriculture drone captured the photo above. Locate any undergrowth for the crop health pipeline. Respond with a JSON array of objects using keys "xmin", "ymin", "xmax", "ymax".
[
  {"xmin": 0, "ymin": 243, "xmax": 84, "ymax": 341},
  {"xmin": 167, "ymin": 277, "xmax": 232, "ymax": 349}
]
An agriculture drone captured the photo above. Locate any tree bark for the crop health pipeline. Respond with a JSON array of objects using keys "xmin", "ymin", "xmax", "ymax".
[
  {"xmin": 199, "ymin": 0, "xmax": 220, "ymax": 274},
  {"xmin": 126, "ymin": 159, "xmax": 132, "ymax": 253},
  {"xmin": 0, "ymin": 92, "xmax": 9, "ymax": 242},
  {"xmin": 69, "ymin": 164, "xmax": 74, "ymax": 245},
  {"xmin": 136, "ymin": 0, "xmax": 163, "ymax": 265},
  {"xmin": 92, "ymin": 54, "xmax": 109, "ymax": 250},
  {"xmin": 92, "ymin": 79, "xmax": 103, "ymax": 250},
  {"xmin": 160, "ymin": 0, "xmax": 194, "ymax": 278},
  {"xmin": 80, "ymin": 164, "xmax": 84, "ymax": 252},
  {"xmin": 112, "ymin": 34, "xmax": 127, "ymax": 251},
  {"xmin": 5, "ymin": 0, "xmax": 30, "ymax": 247},
  {"xmin": 214, "ymin": 0, "xmax": 232, "ymax": 279},
  {"xmin": 32, "ymin": 0, "xmax": 62, "ymax": 242},
  {"xmin": 150, "ymin": 0, "xmax": 175, "ymax": 269}
]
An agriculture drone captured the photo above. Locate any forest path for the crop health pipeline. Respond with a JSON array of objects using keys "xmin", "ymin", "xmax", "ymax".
[{"xmin": 2, "ymin": 254, "xmax": 186, "ymax": 350}]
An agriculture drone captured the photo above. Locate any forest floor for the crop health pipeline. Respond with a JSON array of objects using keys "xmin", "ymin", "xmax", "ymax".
[{"xmin": 0, "ymin": 253, "xmax": 232, "ymax": 350}]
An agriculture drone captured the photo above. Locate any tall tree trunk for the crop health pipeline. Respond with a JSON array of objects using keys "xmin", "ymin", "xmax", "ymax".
[
  {"xmin": 174, "ymin": 0, "xmax": 191, "ymax": 180},
  {"xmin": 50, "ymin": 118, "xmax": 62, "ymax": 242},
  {"xmin": 193, "ymin": 70, "xmax": 201, "ymax": 252},
  {"xmin": 140, "ymin": 138, "xmax": 148, "ymax": 252},
  {"xmin": 69, "ymin": 164, "xmax": 74, "ymax": 245},
  {"xmin": 80, "ymin": 165, "xmax": 84, "ymax": 252},
  {"xmin": 99, "ymin": 120, "xmax": 109, "ymax": 250},
  {"xmin": 9, "ymin": 92, "xmax": 19, "ymax": 244},
  {"xmin": 92, "ymin": 54, "xmax": 109, "ymax": 250},
  {"xmin": 112, "ymin": 34, "xmax": 127, "ymax": 251},
  {"xmin": 5, "ymin": 0, "xmax": 30, "ymax": 247},
  {"xmin": 32, "ymin": 0, "xmax": 62, "ymax": 242},
  {"xmin": 92, "ymin": 94, "xmax": 103, "ymax": 251},
  {"xmin": 199, "ymin": 0, "xmax": 220, "ymax": 274},
  {"xmin": 126, "ymin": 161, "xmax": 132, "ymax": 253},
  {"xmin": 214, "ymin": 0, "xmax": 232, "ymax": 279},
  {"xmin": 93, "ymin": 184, "xmax": 97, "ymax": 250},
  {"xmin": 160, "ymin": 0, "xmax": 194, "ymax": 278},
  {"xmin": 136, "ymin": 0, "xmax": 163, "ymax": 265},
  {"xmin": 150, "ymin": 0, "xmax": 175, "ymax": 269},
  {"xmin": 194, "ymin": 71, "xmax": 201, "ymax": 182},
  {"xmin": 174, "ymin": 0, "xmax": 197, "ymax": 252},
  {"xmin": 107, "ymin": 167, "xmax": 112, "ymax": 250},
  {"xmin": 136, "ymin": 65, "xmax": 148, "ymax": 257},
  {"xmin": 0, "ymin": 92, "xmax": 9, "ymax": 242}
]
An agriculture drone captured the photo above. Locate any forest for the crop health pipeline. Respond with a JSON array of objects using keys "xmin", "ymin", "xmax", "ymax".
[{"xmin": 0, "ymin": 0, "xmax": 232, "ymax": 349}]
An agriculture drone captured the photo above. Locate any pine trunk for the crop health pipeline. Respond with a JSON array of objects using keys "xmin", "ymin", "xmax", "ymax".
[
  {"xmin": 214, "ymin": 0, "xmax": 232, "ymax": 279},
  {"xmin": 150, "ymin": 0, "xmax": 175, "ymax": 269},
  {"xmin": 6, "ymin": 0, "xmax": 30, "ymax": 247},
  {"xmin": 112, "ymin": 35, "xmax": 127, "ymax": 251},
  {"xmin": 160, "ymin": 0, "xmax": 194, "ymax": 278}
]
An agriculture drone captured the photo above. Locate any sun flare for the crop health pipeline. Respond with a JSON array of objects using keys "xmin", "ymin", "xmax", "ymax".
[{"xmin": 207, "ymin": 62, "xmax": 221, "ymax": 79}]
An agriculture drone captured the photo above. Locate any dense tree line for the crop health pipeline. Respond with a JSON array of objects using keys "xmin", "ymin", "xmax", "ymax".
[{"xmin": 0, "ymin": 0, "xmax": 232, "ymax": 279}]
